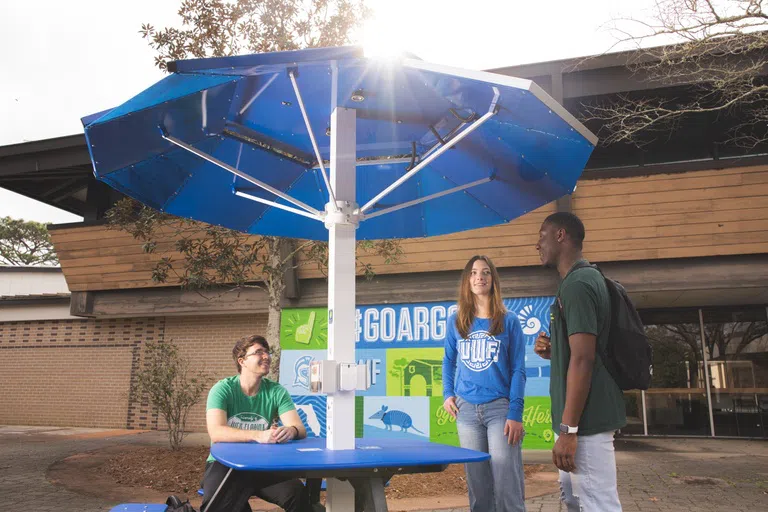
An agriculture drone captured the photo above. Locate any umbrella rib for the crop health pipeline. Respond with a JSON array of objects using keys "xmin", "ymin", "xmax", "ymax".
[
  {"xmin": 361, "ymin": 177, "xmax": 492, "ymax": 221},
  {"xmin": 360, "ymin": 89, "xmax": 500, "ymax": 214},
  {"xmin": 239, "ymin": 73, "xmax": 279, "ymax": 115},
  {"xmin": 234, "ymin": 189, "xmax": 323, "ymax": 222},
  {"xmin": 162, "ymin": 133, "xmax": 323, "ymax": 218},
  {"xmin": 289, "ymin": 71, "xmax": 339, "ymax": 212}
]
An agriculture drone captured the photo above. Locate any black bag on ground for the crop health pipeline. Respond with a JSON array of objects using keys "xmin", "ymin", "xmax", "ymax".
[
  {"xmin": 561, "ymin": 262, "xmax": 653, "ymax": 390},
  {"xmin": 165, "ymin": 495, "xmax": 197, "ymax": 512}
]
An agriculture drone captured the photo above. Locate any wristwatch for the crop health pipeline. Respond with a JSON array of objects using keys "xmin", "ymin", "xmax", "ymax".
[{"xmin": 559, "ymin": 423, "xmax": 578, "ymax": 434}]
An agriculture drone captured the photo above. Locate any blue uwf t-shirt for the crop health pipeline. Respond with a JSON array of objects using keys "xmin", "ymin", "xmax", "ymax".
[{"xmin": 442, "ymin": 312, "xmax": 527, "ymax": 421}]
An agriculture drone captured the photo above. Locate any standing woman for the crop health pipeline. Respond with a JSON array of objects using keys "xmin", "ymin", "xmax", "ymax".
[{"xmin": 443, "ymin": 255, "xmax": 527, "ymax": 512}]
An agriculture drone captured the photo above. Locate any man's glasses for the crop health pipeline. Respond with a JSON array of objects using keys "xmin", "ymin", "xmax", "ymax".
[{"xmin": 243, "ymin": 349, "xmax": 270, "ymax": 359}]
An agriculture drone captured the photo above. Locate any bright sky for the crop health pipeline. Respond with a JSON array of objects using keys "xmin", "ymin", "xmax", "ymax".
[{"xmin": 0, "ymin": 0, "xmax": 661, "ymax": 223}]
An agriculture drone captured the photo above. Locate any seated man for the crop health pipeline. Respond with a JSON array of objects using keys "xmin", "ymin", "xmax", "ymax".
[{"xmin": 202, "ymin": 334, "xmax": 312, "ymax": 512}]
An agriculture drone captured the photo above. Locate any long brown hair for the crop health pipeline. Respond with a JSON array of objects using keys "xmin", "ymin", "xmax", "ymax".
[{"xmin": 456, "ymin": 255, "xmax": 506, "ymax": 338}]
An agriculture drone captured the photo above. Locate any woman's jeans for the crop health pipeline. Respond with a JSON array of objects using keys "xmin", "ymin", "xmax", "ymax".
[
  {"xmin": 456, "ymin": 396, "xmax": 526, "ymax": 512},
  {"xmin": 558, "ymin": 431, "xmax": 622, "ymax": 511}
]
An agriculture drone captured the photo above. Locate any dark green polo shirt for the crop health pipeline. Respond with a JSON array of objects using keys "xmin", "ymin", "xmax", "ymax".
[{"xmin": 550, "ymin": 259, "xmax": 627, "ymax": 435}]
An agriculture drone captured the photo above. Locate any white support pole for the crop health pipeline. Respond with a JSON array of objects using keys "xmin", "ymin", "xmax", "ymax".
[{"xmin": 325, "ymin": 106, "xmax": 357, "ymax": 511}]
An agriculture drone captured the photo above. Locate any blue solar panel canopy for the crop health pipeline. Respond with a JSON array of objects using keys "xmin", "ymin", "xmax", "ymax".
[
  {"xmin": 83, "ymin": 45, "xmax": 596, "ymax": 241},
  {"xmin": 83, "ymin": 45, "xmax": 599, "ymax": 470}
]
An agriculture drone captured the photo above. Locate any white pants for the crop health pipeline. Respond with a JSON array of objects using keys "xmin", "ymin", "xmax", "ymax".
[{"xmin": 558, "ymin": 431, "xmax": 622, "ymax": 511}]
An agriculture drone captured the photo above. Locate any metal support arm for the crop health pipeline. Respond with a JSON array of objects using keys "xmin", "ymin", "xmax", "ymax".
[
  {"xmin": 362, "ymin": 177, "xmax": 492, "ymax": 220},
  {"xmin": 162, "ymin": 133, "xmax": 323, "ymax": 218},
  {"xmin": 289, "ymin": 71, "xmax": 339, "ymax": 211},
  {"xmin": 360, "ymin": 89, "xmax": 500, "ymax": 214},
  {"xmin": 234, "ymin": 189, "xmax": 323, "ymax": 221}
]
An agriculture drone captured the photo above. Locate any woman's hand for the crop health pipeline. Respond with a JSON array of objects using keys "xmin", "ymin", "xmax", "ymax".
[
  {"xmin": 504, "ymin": 419, "xmax": 525, "ymax": 446},
  {"xmin": 443, "ymin": 396, "xmax": 459, "ymax": 419}
]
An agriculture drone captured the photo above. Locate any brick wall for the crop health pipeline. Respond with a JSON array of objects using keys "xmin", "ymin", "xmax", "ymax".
[
  {"xmin": 0, "ymin": 313, "xmax": 269, "ymax": 432},
  {"xmin": 0, "ymin": 317, "xmax": 164, "ymax": 428},
  {"xmin": 164, "ymin": 314, "xmax": 269, "ymax": 433}
]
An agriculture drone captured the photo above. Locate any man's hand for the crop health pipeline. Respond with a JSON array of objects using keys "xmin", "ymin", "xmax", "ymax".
[
  {"xmin": 253, "ymin": 429, "xmax": 276, "ymax": 444},
  {"xmin": 553, "ymin": 433, "xmax": 577, "ymax": 472},
  {"xmin": 534, "ymin": 331, "xmax": 551, "ymax": 360},
  {"xmin": 443, "ymin": 396, "xmax": 459, "ymax": 419},
  {"xmin": 504, "ymin": 420, "xmax": 525, "ymax": 446},
  {"xmin": 270, "ymin": 425, "xmax": 298, "ymax": 444}
]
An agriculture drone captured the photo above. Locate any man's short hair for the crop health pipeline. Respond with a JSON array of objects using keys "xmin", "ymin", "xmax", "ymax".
[
  {"xmin": 544, "ymin": 212, "xmax": 585, "ymax": 249},
  {"xmin": 232, "ymin": 334, "xmax": 270, "ymax": 373}
]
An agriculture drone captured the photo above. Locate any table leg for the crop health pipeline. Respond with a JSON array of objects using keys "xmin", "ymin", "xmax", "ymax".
[
  {"xmin": 201, "ymin": 467, "xmax": 232, "ymax": 512},
  {"xmin": 350, "ymin": 477, "xmax": 388, "ymax": 512}
]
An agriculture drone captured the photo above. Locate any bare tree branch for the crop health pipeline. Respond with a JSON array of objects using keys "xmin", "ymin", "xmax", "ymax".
[{"xmin": 581, "ymin": 0, "xmax": 768, "ymax": 147}]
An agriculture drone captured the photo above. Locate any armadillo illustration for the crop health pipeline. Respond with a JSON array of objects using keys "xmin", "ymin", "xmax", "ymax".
[{"xmin": 368, "ymin": 405, "xmax": 425, "ymax": 434}]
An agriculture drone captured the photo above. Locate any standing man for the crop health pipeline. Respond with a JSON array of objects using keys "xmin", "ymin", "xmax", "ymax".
[
  {"xmin": 534, "ymin": 212, "xmax": 625, "ymax": 511},
  {"xmin": 202, "ymin": 334, "xmax": 312, "ymax": 512}
]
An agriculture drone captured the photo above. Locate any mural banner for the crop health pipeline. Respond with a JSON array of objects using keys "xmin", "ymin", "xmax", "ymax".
[{"xmin": 279, "ymin": 297, "xmax": 555, "ymax": 450}]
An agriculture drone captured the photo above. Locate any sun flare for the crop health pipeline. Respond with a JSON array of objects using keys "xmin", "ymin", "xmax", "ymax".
[{"xmin": 358, "ymin": 14, "xmax": 407, "ymax": 60}]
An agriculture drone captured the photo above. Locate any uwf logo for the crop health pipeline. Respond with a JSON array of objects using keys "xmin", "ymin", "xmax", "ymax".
[
  {"xmin": 458, "ymin": 330, "xmax": 500, "ymax": 372},
  {"xmin": 294, "ymin": 355, "xmax": 313, "ymax": 389}
]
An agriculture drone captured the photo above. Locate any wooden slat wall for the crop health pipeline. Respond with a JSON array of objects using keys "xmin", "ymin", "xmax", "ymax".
[
  {"xmin": 51, "ymin": 165, "xmax": 768, "ymax": 292},
  {"xmin": 573, "ymin": 165, "xmax": 768, "ymax": 261},
  {"xmin": 296, "ymin": 202, "xmax": 555, "ymax": 279}
]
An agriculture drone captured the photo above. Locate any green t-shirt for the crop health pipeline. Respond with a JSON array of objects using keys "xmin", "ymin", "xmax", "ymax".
[
  {"xmin": 205, "ymin": 375, "xmax": 295, "ymax": 462},
  {"xmin": 550, "ymin": 260, "xmax": 627, "ymax": 436}
]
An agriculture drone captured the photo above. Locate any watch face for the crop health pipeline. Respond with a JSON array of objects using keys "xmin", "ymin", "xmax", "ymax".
[{"xmin": 559, "ymin": 423, "xmax": 568, "ymax": 433}]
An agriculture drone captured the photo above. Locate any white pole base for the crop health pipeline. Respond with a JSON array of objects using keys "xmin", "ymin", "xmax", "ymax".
[{"xmin": 326, "ymin": 478, "xmax": 355, "ymax": 512}]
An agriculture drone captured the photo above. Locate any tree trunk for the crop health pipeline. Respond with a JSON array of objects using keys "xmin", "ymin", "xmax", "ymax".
[
  {"xmin": 265, "ymin": 238, "xmax": 288, "ymax": 380},
  {"xmin": 267, "ymin": 301, "xmax": 282, "ymax": 380}
]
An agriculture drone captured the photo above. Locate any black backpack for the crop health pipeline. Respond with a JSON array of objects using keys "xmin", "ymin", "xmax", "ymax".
[
  {"xmin": 165, "ymin": 496, "xmax": 197, "ymax": 512},
  {"xmin": 559, "ymin": 262, "xmax": 653, "ymax": 390}
]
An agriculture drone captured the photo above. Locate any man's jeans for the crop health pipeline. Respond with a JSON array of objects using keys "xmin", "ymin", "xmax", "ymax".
[
  {"xmin": 558, "ymin": 431, "xmax": 622, "ymax": 511},
  {"xmin": 455, "ymin": 396, "xmax": 526, "ymax": 512}
]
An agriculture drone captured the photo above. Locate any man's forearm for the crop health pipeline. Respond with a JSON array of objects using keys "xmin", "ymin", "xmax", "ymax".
[
  {"xmin": 562, "ymin": 354, "xmax": 593, "ymax": 426},
  {"xmin": 208, "ymin": 425, "xmax": 259, "ymax": 443}
]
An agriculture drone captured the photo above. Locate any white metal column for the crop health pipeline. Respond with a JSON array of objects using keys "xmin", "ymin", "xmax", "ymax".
[
  {"xmin": 325, "ymin": 106, "xmax": 357, "ymax": 511},
  {"xmin": 698, "ymin": 308, "xmax": 716, "ymax": 437}
]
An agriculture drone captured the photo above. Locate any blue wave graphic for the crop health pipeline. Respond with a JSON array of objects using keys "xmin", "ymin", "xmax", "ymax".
[
  {"xmin": 504, "ymin": 296, "xmax": 554, "ymax": 347},
  {"xmin": 291, "ymin": 395, "xmax": 327, "ymax": 438}
]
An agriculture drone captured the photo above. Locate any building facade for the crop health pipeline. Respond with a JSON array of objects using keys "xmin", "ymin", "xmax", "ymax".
[{"xmin": 0, "ymin": 48, "xmax": 766, "ymax": 439}]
